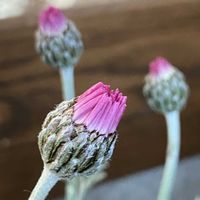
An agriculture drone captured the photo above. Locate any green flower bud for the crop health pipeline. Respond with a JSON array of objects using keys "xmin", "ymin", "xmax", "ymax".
[{"xmin": 143, "ymin": 57, "xmax": 189, "ymax": 113}]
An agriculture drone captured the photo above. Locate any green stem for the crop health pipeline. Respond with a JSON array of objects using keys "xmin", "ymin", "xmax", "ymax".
[
  {"xmin": 157, "ymin": 111, "xmax": 180, "ymax": 200},
  {"xmin": 65, "ymin": 172, "xmax": 107, "ymax": 200},
  {"xmin": 59, "ymin": 66, "xmax": 75, "ymax": 100},
  {"xmin": 28, "ymin": 167, "xmax": 59, "ymax": 200},
  {"xmin": 66, "ymin": 178, "xmax": 83, "ymax": 200}
]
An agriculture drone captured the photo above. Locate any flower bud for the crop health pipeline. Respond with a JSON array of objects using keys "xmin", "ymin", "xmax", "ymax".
[
  {"xmin": 143, "ymin": 57, "xmax": 189, "ymax": 113},
  {"xmin": 38, "ymin": 82, "xmax": 127, "ymax": 180},
  {"xmin": 36, "ymin": 6, "xmax": 83, "ymax": 69}
]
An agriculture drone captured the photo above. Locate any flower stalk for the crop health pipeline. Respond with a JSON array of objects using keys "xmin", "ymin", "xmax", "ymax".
[
  {"xmin": 158, "ymin": 111, "xmax": 180, "ymax": 200},
  {"xmin": 28, "ymin": 167, "xmax": 59, "ymax": 200},
  {"xmin": 66, "ymin": 172, "xmax": 106, "ymax": 200},
  {"xmin": 59, "ymin": 66, "xmax": 75, "ymax": 100}
]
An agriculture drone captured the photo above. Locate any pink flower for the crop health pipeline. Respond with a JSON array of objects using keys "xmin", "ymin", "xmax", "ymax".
[
  {"xmin": 73, "ymin": 82, "xmax": 127, "ymax": 135},
  {"xmin": 149, "ymin": 57, "xmax": 173, "ymax": 77},
  {"xmin": 39, "ymin": 6, "xmax": 68, "ymax": 36}
]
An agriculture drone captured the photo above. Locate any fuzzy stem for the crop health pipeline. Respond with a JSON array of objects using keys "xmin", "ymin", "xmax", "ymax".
[
  {"xmin": 157, "ymin": 111, "xmax": 180, "ymax": 200},
  {"xmin": 28, "ymin": 167, "xmax": 59, "ymax": 200},
  {"xmin": 66, "ymin": 178, "xmax": 83, "ymax": 200},
  {"xmin": 59, "ymin": 66, "xmax": 75, "ymax": 100},
  {"xmin": 66, "ymin": 172, "xmax": 107, "ymax": 200}
]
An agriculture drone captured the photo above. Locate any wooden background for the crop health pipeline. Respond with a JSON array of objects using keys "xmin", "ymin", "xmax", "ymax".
[{"xmin": 0, "ymin": 0, "xmax": 200, "ymax": 199}]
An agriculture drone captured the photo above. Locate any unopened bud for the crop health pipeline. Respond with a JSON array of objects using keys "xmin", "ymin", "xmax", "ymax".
[
  {"xmin": 143, "ymin": 57, "xmax": 189, "ymax": 113},
  {"xmin": 36, "ymin": 6, "xmax": 83, "ymax": 69}
]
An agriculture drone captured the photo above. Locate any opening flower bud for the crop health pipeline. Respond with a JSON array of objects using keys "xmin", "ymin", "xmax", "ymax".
[
  {"xmin": 38, "ymin": 82, "xmax": 127, "ymax": 180},
  {"xmin": 36, "ymin": 6, "xmax": 83, "ymax": 68}
]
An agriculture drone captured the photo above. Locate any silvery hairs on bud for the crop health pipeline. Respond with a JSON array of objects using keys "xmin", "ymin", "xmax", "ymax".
[
  {"xmin": 36, "ymin": 6, "xmax": 83, "ymax": 69},
  {"xmin": 143, "ymin": 57, "xmax": 189, "ymax": 114},
  {"xmin": 38, "ymin": 82, "xmax": 127, "ymax": 180}
]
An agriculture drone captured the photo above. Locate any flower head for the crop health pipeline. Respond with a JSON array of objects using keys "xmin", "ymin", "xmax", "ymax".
[
  {"xmin": 39, "ymin": 6, "xmax": 67, "ymax": 36},
  {"xmin": 143, "ymin": 57, "xmax": 189, "ymax": 113},
  {"xmin": 36, "ymin": 6, "xmax": 83, "ymax": 68},
  {"xmin": 38, "ymin": 82, "xmax": 127, "ymax": 179}
]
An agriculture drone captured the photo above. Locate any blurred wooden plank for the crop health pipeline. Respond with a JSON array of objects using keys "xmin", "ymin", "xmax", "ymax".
[
  {"xmin": 1, "ymin": 0, "xmax": 200, "ymax": 30},
  {"xmin": 0, "ymin": 0, "xmax": 200, "ymax": 199}
]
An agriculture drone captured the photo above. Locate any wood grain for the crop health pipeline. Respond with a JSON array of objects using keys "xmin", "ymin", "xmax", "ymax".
[{"xmin": 0, "ymin": 0, "xmax": 200, "ymax": 199}]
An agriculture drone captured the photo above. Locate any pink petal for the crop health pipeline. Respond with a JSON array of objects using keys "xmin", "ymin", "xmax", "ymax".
[
  {"xmin": 73, "ymin": 82, "xmax": 127, "ymax": 135},
  {"xmin": 104, "ymin": 101, "xmax": 120, "ymax": 134},
  {"xmin": 94, "ymin": 98, "xmax": 112, "ymax": 133},
  {"xmin": 110, "ymin": 96, "xmax": 127, "ymax": 132},
  {"xmin": 73, "ymin": 95, "xmax": 102, "ymax": 122},
  {"xmin": 78, "ymin": 82, "xmax": 108, "ymax": 100},
  {"xmin": 75, "ymin": 87, "xmax": 107, "ymax": 111},
  {"xmin": 86, "ymin": 94, "xmax": 109, "ymax": 131},
  {"xmin": 39, "ymin": 6, "xmax": 67, "ymax": 36}
]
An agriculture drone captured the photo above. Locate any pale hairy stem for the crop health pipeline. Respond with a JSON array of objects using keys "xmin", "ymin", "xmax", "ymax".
[
  {"xmin": 65, "ymin": 172, "xmax": 107, "ymax": 200},
  {"xmin": 59, "ymin": 66, "xmax": 75, "ymax": 101},
  {"xmin": 157, "ymin": 111, "xmax": 180, "ymax": 200},
  {"xmin": 28, "ymin": 167, "xmax": 59, "ymax": 200}
]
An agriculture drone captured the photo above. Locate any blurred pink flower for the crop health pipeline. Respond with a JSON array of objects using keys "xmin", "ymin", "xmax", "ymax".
[
  {"xmin": 149, "ymin": 57, "xmax": 173, "ymax": 77},
  {"xmin": 73, "ymin": 82, "xmax": 127, "ymax": 135},
  {"xmin": 39, "ymin": 6, "xmax": 67, "ymax": 36}
]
